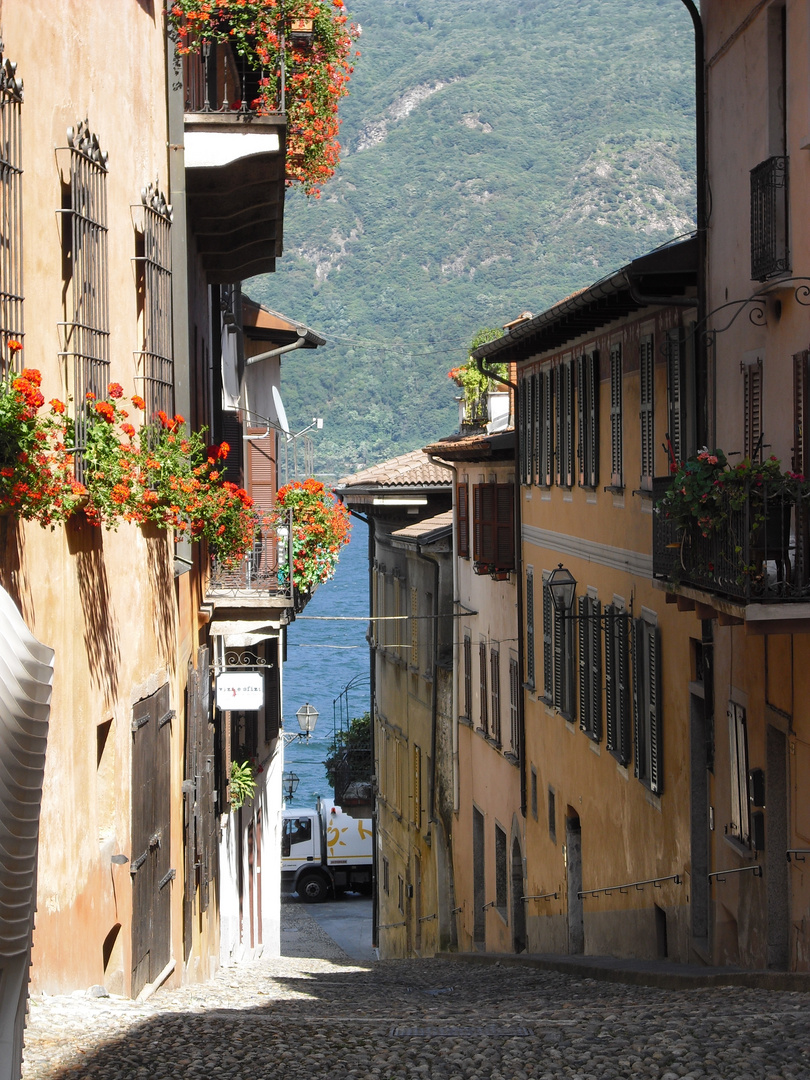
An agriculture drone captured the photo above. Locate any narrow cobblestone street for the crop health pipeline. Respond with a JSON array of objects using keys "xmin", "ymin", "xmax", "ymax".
[{"xmin": 20, "ymin": 903, "xmax": 810, "ymax": 1080}]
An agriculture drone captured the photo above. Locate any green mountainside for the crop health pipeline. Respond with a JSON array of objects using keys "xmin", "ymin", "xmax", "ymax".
[{"xmin": 246, "ymin": 0, "xmax": 696, "ymax": 479}]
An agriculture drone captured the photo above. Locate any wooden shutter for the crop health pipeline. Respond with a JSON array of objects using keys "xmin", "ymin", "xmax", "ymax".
[
  {"xmin": 494, "ymin": 483, "xmax": 514, "ymax": 570},
  {"xmin": 577, "ymin": 595, "xmax": 588, "ymax": 732},
  {"xmin": 555, "ymin": 365, "xmax": 563, "ymax": 486},
  {"xmin": 457, "ymin": 482, "xmax": 469, "ymax": 558},
  {"xmin": 542, "ymin": 574, "xmax": 553, "ymax": 701},
  {"xmin": 576, "ymin": 356, "xmax": 586, "ymax": 487},
  {"xmin": 605, "ymin": 605, "xmax": 617, "ymax": 752},
  {"xmin": 463, "ymin": 634, "xmax": 472, "ymax": 717},
  {"xmin": 616, "ymin": 612, "xmax": 630, "ymax": 765},
  {"xmin": 221, "ymin": 412, "xmax": 244, "ymax": 485},
  {"xmin": 490, "ymin": 649, "xmax": 501, "ymax": 744},
  {"xmin": 666, "ymin": 329, "xmax": 685, "ymax": 465},
  {"xmin": 479, "ymin": 640, "xmax": 488, "ymax": 731},
  {"xmin": 639, "ymin": 335, "xmax": 654, "ymax": 487},
  {"xmin": 744, "ymin": 357, "xmax": 763, "ymax": 460},
  {"xmin": 534, "ymin": 372, "xmax": 543, "ymax": 485},
  {"xmin": 542, "ymin": 368, "xmax": 553, "ymax": 486},
  {"xmin": 589, "ymin": 598, "xmax": 602, "ymax": 742},
  {"xmin": 632, "ymin": 617, "xmax": 642, "ymax": 778},
  {"xmin": 648, "ymin": 625, "xmax": 662, "ymax": 794},
  {"xmin": 246, "ymin": 426, "xmax": 276, "ymax": 513},
  {"xmin": 473, "ymin": 483, "xmax": 496, "ymax": 566},
  {"xmin": 525, "ymin": 569, "xmax": 535, "ymax": 689},
  {"xmin": 610, "ymin": 344, "xmax": 623, "ymax": 487},
  {"xmin": 793, "ymin": 350, "xmax": 809, "ymax": 475},
  {"xmin": 553, "ymin": 607, "xmax": 564, "ymax": 710},
  {"xmin": 518, "ymin": 378, "xmax": 529, "ymax": 484},
  {"xmin": 509, "ymin": 656, "xmax": 520, "ymax": 758},
  {"xmin": 577, "ymin": 352, "xmax": 599, "ymax": 488}
]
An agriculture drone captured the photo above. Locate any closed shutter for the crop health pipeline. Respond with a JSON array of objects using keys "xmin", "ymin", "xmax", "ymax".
[
  {"xmin": 555, "ymin": 365, "xmax": 563, "ymax": 487},
  {"xmin": 666, "ymin": 330, "xmax": 685, "ymax": 465},
  {"xmin": 640, "ymin": 335, "xmax": 654, "ymax": 487},
  {"xmin": 490, "ymin": 649, "xmax": 501, "ymax": 744},
  {"xmin": 542, "ymin": 574, "xmax": 553, "ymax": 701},
  {"xmin": 610, "ymin": 344, "xmax": 623, "ymax": 487},
  {"xmin": 525, "ymin": 569, "xmax": 535, "ymax": 689},
  {"xmin": 553, "ymin": 607, "xmax": 564, "ymax": 710},
  {"xmin": 589, "ymin": 599, "xmax": 601, "ymax": 742},
  {"xmin": 793, "ymin": 350, "xmax": 809, "ymax": 475},
  {"xmin": 616, "ymin": 612, "xmax": 631, "ymax": 766},
  {"xmin": 588, "ymin": 352, "xmax": 599, "ymax": 488},
  {"xmin": 457, "ymin": 482, "xmax": 469, "ymax": 558},
  {"xmin": 577, "ymin": 596, "xmax": 587, "ymax": 732},
  {"xmin": 564, "ymin": 360, "xmax": 574, "ymax": 487},
  {"xmin": 221, "ymin": 412, "xmax": 244, "ymax": 485},
  {"xmin": 576, "ymin": 356, "xmax": 586, "ymax": 487},
  {"xmin": 463, "ymin": 634, "xmax": 472, "ymax": 717},
  {"xmin": 494, "ymin": 483, "xmax": 514, "ymax": 570},
  {"xmin": 649, "ymin": 625, "xmax": 662, "ymax": 794},
  {"xmin": 605, "ymin": 605, "xmax": 616, "ymax": 753},
  {"xmin": 509, "ymin": 656, "xmax": 520, "ymax": 759},
  {"xmin": 246, "ymin": 426, "xmax": 276, "ymax": 513},
  {"xmin": 518, "ymin": 378, "xmax": 529, "ymax": 484},
  {"xmin": 632, "ymin": 618, "xmax": 642, "ymax": 778},
  {"xmin": 744, "ymin": 357, "xmax": 764, "ymax": 460},
  {"xmin": 479, "ymin": 641, "xmax": 488, "ymax": 732},
  {"xmin": 542, "ymin": 368, "xmax": 553, "ymax": 487},
  {"xmin": 534, "ymin": 372, "xmax": 543, "ymax": 485}
]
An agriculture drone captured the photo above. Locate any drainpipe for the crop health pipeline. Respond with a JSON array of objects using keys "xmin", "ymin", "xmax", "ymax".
[
  {"xmin": 245, "ymin": 333, "xmax": 308, "ymax": 366},
  {"xmin": 679, "ymin": 0, "xmax": 709, "ymax": 446},
  {"xmin": 476, "ymin": 360, "xmax": 526, "ymax": 818}
]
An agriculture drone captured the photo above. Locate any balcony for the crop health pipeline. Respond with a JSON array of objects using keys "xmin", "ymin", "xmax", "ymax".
[
  {"xmin": 206, "ymin": 524, "xmax": 293, "ymax": 617},
  {"xmin": 652, "ymin": 476, "xmax": 810, "ymax": 631},
  {"xmin": 183, "ymin": 44, "xmax": 286, "ymax": 284},
  {"xmin": 750, "ymin": 156, "xmax": 789, "ymax": 282}
]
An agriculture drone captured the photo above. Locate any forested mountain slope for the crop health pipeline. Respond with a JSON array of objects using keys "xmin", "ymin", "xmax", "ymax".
[{"xmin": 247, "ymin": 0, "xmax": 696, "ymax": 478}]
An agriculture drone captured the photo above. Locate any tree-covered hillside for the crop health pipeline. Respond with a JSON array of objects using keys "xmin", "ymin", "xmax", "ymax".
[{"xmin": 247, "ymin": 0, "xmax": 696, "ymax": 479}]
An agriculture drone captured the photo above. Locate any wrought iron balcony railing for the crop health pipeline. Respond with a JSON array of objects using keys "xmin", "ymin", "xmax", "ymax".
[
  {"xmin": 184, "ymin": 41, "xmax": 282, "ymax": 117},
  {"xmin": 652, "ymin": 475, "xmax": 810, "ymax": 603},
  {"xmin": 208, "ymin": 520, "xmax": 293, "ymax": 601},
  {"xmin": 750, "ymin": 155, "xmax": 789, "ymax": 282}
]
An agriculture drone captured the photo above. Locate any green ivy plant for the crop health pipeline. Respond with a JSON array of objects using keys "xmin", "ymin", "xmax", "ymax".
[{"xmin": 447, "ymin": 327, "xmax": 507, "ymax": 415}]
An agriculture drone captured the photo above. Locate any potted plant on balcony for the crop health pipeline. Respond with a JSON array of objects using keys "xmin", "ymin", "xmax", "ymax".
[
  {"xmin": 168, "ymin": 0, "xmax": 361, "ymax": 197},
  {"xmin": 273, "ymin": 478, "xmax": 350, "ymax": 599},
  {"xmin": 448, "ymin": 327, "xmax": 507, "ymax": 428}
]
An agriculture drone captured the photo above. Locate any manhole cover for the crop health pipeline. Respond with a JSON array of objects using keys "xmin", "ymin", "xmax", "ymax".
[{"xmin": 391, "ymin": 1025, "xmax": 532, "ymax": 1038}]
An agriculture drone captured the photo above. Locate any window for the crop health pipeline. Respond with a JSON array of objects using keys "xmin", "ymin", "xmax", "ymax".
[
  {"xmin": 548, "ymin": 787, "xmax": 556, "ymax": 844},
  {"xmin": 410, "ymin": 587, "xmax": 419, "ymax": 669},
  {"xmin": 555, "ymin": 360, "xmax": 574, "ymax": 488},
  {"xmin": 382, "ymin": 856, "xmax": 390, "ymax": 895},
  {"xmin": 478, "ymin": 640, "xmax": 488, "ymax": 732},
  {"xmin": 632, "ymin": 617, "xmax": 663, "ymax": 794},
  {"xmin": 751, "ymin": 8, "xmax": 788, "ymax": 281},
  {"xmin": 457, "ymin": 481, "xmax": 470, "ymax": 557},
  {"xmin": 743, "ymin": 355, "xmax": 764, "ymax": 460},
  {"xmin": 605, "ymin": 605, "xmax": 631, "ymax": 766},
  {"xmin": 539, "ymin": 368, "xmax": 553, "ymax": 487},
  {"xmin": 542, "ymin": 572, "xmax": 575, "ymax": 720},
  {"xmin": 519, "ymin": 376, "xmax": 531, "ymax": 485},
  {"xmin": 281, "ymin": 816, "xmax": 312, "ymax": 857},
  {"xmin": 577, "ymin": 351, "xmax": 599, "ymax": 488},
  {"xmin": 495, "ymin": 824, "xmax": 507, "ymax": 912},
  {"xmin": 578, "ymin": 595, "xmax": 602, "ymax": 742},
  {"xmin": 412, "ymin": 744, "xmax": 422, "ymax": 828},
  {"xmin": 609, "ymin": 344, "xmax": 623, "ymax": 488},
  {"xmin": 0, "ymin": 52, "xmax": 24, "ymax": 375},
  {"xmin": 398, "ymin": 874, "xmax": 405, "ymax": 913},
  {"xmin": 490, "ymin": 648, "xmax": 501, "ymax": 745},
  {"xmin": 473, "ymin": 482, "xmax": 515, "ymax": 573},
  {"xmin": 666, "ymin": 329, "xmax": 687, "ymax": 465},
  {"xmin": 61, "ymin": 122, "xmax": 110, "ymax": 481},
  {"xmin": 639, "ymin": 335, "xmax": 654, "ymax": 489},
  {"xmin": 728, "ymin": 702, "xmax": 750, "ymax": 846},
  {"xmin": 525, "ymin": 568, "xmax": 535, "ymax": 689},
  {"xmin": 136, "ymin": 182, "xmax": 173, "ymax": 422},
  {"xmin": 463, "ymin": 633, "xmax": 472, "ymax": 719},
  {"xmin": 473, "ymin": 808, "xmax": 485, "ymax": 943},
  {"xmin": 509, "ymin": 655, "xmax": 520, "ymax": 760}
]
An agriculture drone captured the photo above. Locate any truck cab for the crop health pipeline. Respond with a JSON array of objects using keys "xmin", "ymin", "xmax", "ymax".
[{"xmin": 282, "ymin": 801, "xmax": 373, "ymax": 902}]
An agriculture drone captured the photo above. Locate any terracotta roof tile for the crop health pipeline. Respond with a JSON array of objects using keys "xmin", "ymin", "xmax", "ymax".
[
  {"xmin": 391, "ymin": 509, "xmax": 454, "ymax": 542},
  {"xmin": 337, "ymin": 448, "xmax": 452, "ymax": 490}
]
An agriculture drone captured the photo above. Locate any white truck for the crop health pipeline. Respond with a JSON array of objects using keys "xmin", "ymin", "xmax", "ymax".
[{"xmin": 281, "ymin": 799, "xmax": 373, "ymax": 902}]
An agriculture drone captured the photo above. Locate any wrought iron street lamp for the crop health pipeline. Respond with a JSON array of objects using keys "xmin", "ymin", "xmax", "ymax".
[
  {"xmin": 282, "ymin": 771, "xmax": 300, "ymax": 802},
  {"xmin": 280, "ymin": 701, "xmax": 319, "ymax": 744},
  {"xmin": 547, "ymin": 563, "xmax": 577, "ymax": 616}
]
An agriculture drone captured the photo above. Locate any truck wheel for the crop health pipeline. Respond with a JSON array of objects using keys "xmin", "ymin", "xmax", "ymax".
[{"xmin": 297, "ymin": 871, "xmax": 329, "ymax": 903}]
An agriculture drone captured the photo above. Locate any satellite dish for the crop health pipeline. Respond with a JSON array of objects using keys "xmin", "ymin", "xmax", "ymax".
[{"xmin": 272, "ymin": 385, "xmax": 291, "ymax": 438}]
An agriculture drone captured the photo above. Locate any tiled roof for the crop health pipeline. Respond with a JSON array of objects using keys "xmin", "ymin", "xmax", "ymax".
[
  {"xmin": 337, "ymin": 448, "xmax": 452, "ymax": 490},
  {"xmin": 391, "ymin": 510, "xmax": 454, "ymax": 542}
]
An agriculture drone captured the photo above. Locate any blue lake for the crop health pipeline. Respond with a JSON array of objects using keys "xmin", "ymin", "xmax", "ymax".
[{"xmin": 282, "ymin": 522, "xmax": 370, "ymax": 808}]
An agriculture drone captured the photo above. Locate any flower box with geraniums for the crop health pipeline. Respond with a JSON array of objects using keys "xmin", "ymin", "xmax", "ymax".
[
  {"xmin": 273, "ymin": 478, "xmax": 350, "ymax": 604},
  {"xmin": 168, "ymin": 0, "xmax": 361, "ymax": 198},
  {"xmin": 655, "ymin": 449, "xmax": 805, "ymax": 595}
]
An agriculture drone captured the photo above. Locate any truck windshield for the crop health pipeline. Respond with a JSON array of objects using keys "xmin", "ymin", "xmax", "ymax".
[{"xmin": 281, "ymin": 817, "xmax": 313, "ymax": 857}]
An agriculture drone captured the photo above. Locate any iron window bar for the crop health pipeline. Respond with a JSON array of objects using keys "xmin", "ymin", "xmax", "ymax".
[
  {"xmin": 708, "ymin": 865, "xmax": 762, "ymax": 883},
  {"xmin": 750, "ymin": 155, "xmax": 789, "ymax": 282},
  {"xmin": 578, "ymin": 873, "xmax": 681, "ymax": 900},
  {"xmin": 131, "ymin": 182, "xmax": 174, "ymax": 424},
  {"xmin": 786, "ymin": 849, "xmax": 810, "ymax": 863},
  {"xmin": 521, "ymin": 891, "xmax": 558, "ymax": 903},
  {"xmin": 418, "ymin": 913, "xmax": 437, "ymax": 923},
  {"xmin": 0, "ymin": 44, "xmax": 24, "ymax": 376}
]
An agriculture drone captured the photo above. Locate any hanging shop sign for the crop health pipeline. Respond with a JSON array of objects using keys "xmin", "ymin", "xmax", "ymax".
[{"xmin": 216, "ymin": 672, "xmax": 264, "ymax": 712}]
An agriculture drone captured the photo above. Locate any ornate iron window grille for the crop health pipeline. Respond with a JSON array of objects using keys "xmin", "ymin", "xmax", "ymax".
[
  {"xmin": 750, "ymin": 155, "xmax": 789, "ymax": 282},
  {"xmin": 58, "ymin": 122, "xmax": 110, "ymax": 482},
  {"xmin": 0, "ymin": 45, "xmax": 23, "ymax": 376},
  {"xmin": 133, "ymin": 182, "xmax": 174, "ymax": 425}
]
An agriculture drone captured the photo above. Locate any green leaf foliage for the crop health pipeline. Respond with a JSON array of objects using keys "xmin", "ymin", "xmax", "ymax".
[{"xmin": 247, "ymin": 0, "xmax": 696, "ymax": 478}]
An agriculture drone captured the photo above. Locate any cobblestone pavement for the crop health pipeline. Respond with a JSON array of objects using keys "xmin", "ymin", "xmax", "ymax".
[{"xmin": 21, "ymin": 905, "xmax": 810, "ymax": 1080}]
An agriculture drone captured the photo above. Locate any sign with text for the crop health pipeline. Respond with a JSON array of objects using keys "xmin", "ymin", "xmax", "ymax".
[{"xmin": 216, "ymin": 672, "xmax": 264, "ymax": 712}]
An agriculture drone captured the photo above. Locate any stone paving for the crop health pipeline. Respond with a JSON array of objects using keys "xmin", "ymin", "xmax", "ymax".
[{"xmin": 21, "ymin": 904, "xmax": 810, "ymax": 1080}]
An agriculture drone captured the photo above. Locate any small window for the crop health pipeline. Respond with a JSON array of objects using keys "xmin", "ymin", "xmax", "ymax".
[
  {"xmin": 463, "ymin": 634, "xmax": 472, "ymax": 719},
  {"xmin": 509, "ymin": 656, "xmax": 520, "ymax": 760},
  {"xmin": 577, "ymin": 351, "xmax": 599, "ymax": 488},
  {"xmin": 639, "ymin": 335, "xmax": 654, "ymax": 489},
  {"xmin": 555, "ymin": 360, "xmax": 574, "ymax": 488},
  {"xmin": 473, "ymin": 482, "xmax": 515, "ymax": 574},
  {"xmin": 478, "ymin": 640, "xmax": 488, "ymax": 733},
  {"xmin": 281, "ymin": 817, "xmax": 312, "ymax": 857},
  {"xmin": 490, "ymin": 648, "xmax": 501, "ymax": 745},
  {"xmin": 457, "ymin": 482, "xmax": 470, "ymax": 558},
  {"xmin": 666, "ymin": 329, "xmax": 687, "ymax": 465},
  {"xmin": 382, "ymin": 856, "xmax": 390, "ymax": 895},
  {"xmin": 525, "ymin": 568, "xmax": 536, "ymax": 690},
  {"xmin": 539, "ymin": 368, "xmax": 553, "ymax": 487},
  {"xmin": 609, "ymin": 344, "xmax": 623, "ymax": 488},
  {"xmin": 605, "ymin": 605, "xmax": 631, "ymax": 766},
  {"xmin": 548, "ymin": 787, "xmax": 556, "ymax": 844},
  {"xmin": 743, "ymin": 356, "xmax": 764, "ymax": 461},
  {"xmin": 398, "ymin": 874, "xmax": 405, "ymax": 914},
  {"xmin": 632, "ymin": 617, "xmax": 663, "ymax": 794},
  {"xmin": 578, "ymin": 595, "xmax": 602, "ymax": 742},
  {"xmin": 728, "ymin": 702, "xmax": 750, "ymax": 846},
  {"xmin": 543, "ymin": 572, "xmax": 575, "ymax": 719}
]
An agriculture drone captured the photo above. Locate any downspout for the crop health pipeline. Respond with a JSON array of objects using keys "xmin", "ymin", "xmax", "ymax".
[
  {"xmin": 679, "ymin": 0, "xmax": 709, "ymax": 446},
  {"xmin": 245, "ymin": 334, "xmax": 308, "ymax": 366},
  {"xmin": 476, "ymin": 360, "xmax": 526, "ymax": 818}
]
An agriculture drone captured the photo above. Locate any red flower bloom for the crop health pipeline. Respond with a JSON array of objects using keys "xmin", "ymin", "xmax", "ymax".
[
  {"xmin": 108, "ymin": 383, "xmax": 124, "ymax": 399},
  {"xmin": 132, "ymin": 395, "xmax": 146, "ymax": 410}
]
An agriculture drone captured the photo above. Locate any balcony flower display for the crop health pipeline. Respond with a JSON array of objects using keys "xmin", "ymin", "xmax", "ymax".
[
  {"xmin": 274, "ymin": 478, "xmax": 350, "ymax": 591},
  {"xmin": 448, "ymin": 327, "xmax": 507, "ymax": 422},
  {"xmin": 169, "ymin": 0, "xmax": 361, "ymax": 197}
]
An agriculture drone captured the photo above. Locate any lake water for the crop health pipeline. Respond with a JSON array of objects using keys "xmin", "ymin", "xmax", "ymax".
[{"xmin": 282, "ymin": 522, "xmax": 370, "ymax": 807}]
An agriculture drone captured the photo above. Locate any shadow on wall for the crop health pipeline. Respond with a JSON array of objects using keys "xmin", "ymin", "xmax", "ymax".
[
  {"xmin": 0, "ymin": 517, "xmax": 33, "ymax": 627},
  {"xmin": 67, "ymin": 515, "xmax": 121, "ymax": 703},
  {"xmin": 145, "ymin": 527, "xmax": 176, "ymax": 675}
]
